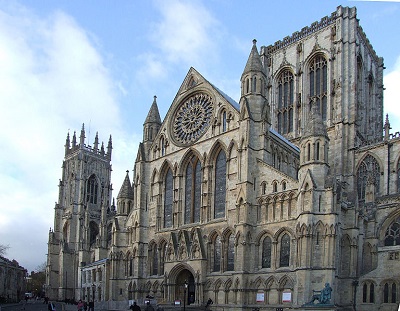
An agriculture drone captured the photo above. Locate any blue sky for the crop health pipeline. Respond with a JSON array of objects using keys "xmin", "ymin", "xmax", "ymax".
[{"xmin": 0, "ymin": 0, "xmax": 399, "ymax": 273}]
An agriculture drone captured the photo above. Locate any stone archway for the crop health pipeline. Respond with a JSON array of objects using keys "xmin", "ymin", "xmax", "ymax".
[{"xmin": 175, "ymin": 269, "xmax": 195, "ymax": 305}]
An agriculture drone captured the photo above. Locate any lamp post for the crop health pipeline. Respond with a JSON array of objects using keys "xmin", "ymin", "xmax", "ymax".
[{"xmin": 183, "ymin": 280, "xmax": 188, "ymax": 311}]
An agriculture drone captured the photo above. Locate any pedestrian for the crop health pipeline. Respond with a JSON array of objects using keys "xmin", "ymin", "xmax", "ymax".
[
  {"xmin": 77, "ymin": 300, "xmax": 84, "ymax": 311},
  {"xmin": 144, "ymin": 301, "xmax": 154, "ymax": 311},
  {"xmin": 129, "ymin": 301, "xmax": 141, "ymax": 311},
  {"xmin": 84, "ymin": 301, "xmax": 88, "ymax": 311},
  {"xmin": 48, "ymin": 302, "xmax": 56, "ymax": 311},
  {"xmin": 205, "ymin": 298, "xmax": 213, "ymax": 310}
]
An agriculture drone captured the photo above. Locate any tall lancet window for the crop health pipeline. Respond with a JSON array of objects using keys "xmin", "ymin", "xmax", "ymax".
[
  {"xmin": 213, "ymin": 235, "xmax": 221, "ymax": 272},
  {"xmin": 309, "ymin": 55, "xmax": 328, "ymax": 120},
  {"xmin": 262, "ymin": 236, "xmax": 272, "ymax": 268},
  {"xmin": 227, "ymin": 233, "xmax": 235, "ymax": 271},
  {"xmin": 86, "ymin": 175, "xmax": 98, "ymax": 204},
  {"xmin": 277, "ymin": 70, "xmax": 294, "ymax": 134},
  {"xmin": 164, "ymin": 169, "xmax": 173, "ymax": 228},
  {"xmin": 184, "ymin": 157, "xmax": 202, "ymax": 224},
  {"xmin": 214, "ymin": 150, "xmax": 227, "ymax": 219},
  {"xmin": 279, "ymin": 233, "xmax": 290, "ymax": 267}
]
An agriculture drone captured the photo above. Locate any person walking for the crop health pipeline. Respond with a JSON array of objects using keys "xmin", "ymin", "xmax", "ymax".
[
  {"xmin": 129, "ymin": 302, "xmax": 141, "ymax": 311},
  {"xmin": 144, "ymin": 301, "xmax": 154, "ymax": 311}
]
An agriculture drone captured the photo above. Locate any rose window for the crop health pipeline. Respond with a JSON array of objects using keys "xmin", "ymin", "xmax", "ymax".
[{"xmin": 172, "ymin": 93, "xmax": 214, "ymax": 145}]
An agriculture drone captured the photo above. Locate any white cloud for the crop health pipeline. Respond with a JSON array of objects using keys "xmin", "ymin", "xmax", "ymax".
[
  {"xmin": 383, "ymin": 55, "xmax": 400, "ymax": 133},
  {"xmin": 0, "ymin": 4, "xmax": 135, "ymax": 272}
]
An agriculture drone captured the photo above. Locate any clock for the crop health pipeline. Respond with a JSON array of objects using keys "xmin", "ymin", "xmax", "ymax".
[{"xmin": 171, "ymin": 93, "xmax": 214, "ymax": 146}]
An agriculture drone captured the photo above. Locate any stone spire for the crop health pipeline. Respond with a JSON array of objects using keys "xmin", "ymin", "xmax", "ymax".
[
  {"xmin": 384, "ymin": 114, "xmax": 391, "ymax": 140},
  {"xmin": 65, "ymin": 132, "xmax": 70, "ymax": 155},
  {"xmin": 94, "ymin": 132, "xmax": 99, "ymax": 151},
  {"xmin": 143, "ymin": 96, "xmax": 162, "ymax": 145},
  {"xmin": 79, "ymin": 123, "xmax": 85, "ymax": 147},
  {"xmin": 107, "ymin": 135, "xmax": 112, "ymax": 159},
  {"xmin": 145, "ymin": 96, "xmax": 161, "ymax": 124},
  {"xmin": 241, "ymin": 39, "xmax": 265, "ymax": 79},
  {"xmin": 117, "ymin": 170, "xmax": 134, "ymax": 200}
]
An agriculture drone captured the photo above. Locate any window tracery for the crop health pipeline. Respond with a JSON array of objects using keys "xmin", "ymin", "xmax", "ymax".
[
  {"xmin": 213, "ymin": 236, "xmax": 221, "ymax": 272},
  {"xmin": 262, "ymin": 236, "xmax": 272, "ymax": 268},
  {"xmin": 384, "ymin": 216, "xmax": 400, "ymax": 246},
  {"xmin": 86, "ymin": 175, "xmax": 98, "ymax": 204},
  {"xmin": 227, "ymin": 234, "xmax": 235, "ymax": 271},
  {"xmin": 277, "ymin": 70, "xmax": 294, "ymax": 134},
  {"xmin": 164, "ymin": 169, "xmax": 173, "ymax": 228},
  {"xmin": 309, "ymin": 55, "xmax": 327, "ymax": 120},
  {"xmin": 357, "ymin": 155, "xmax": 380, "ymax": 201},
  {"xmin": 214, "ymin": 150, "xmax": 227, "ymax": 219},
  {"xmin": 184, "ymin": 157, "xmax": 201, "ymax": 224},
  {"xmin": 279, "ymin": 233, "xmax": 290, "ymax": 267}
]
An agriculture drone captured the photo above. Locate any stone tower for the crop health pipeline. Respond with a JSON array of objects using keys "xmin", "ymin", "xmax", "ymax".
[{"xmin": 46, "ymin": 124, "xmax": 113, "ymax": 300}]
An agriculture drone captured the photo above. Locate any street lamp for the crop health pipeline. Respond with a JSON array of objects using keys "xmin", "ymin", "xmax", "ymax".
[{"xmin": 183, "ymin": 280, "xmax": 188, "ymax": 311}]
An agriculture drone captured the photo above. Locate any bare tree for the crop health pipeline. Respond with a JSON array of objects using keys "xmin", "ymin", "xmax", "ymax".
[
  {"xmin": 0, "ymin": 244, "xmax": 10, "ymax": 256},
  {"xmin": 35, "ymin": 262, "xmax": 46, "ymax": 273}
]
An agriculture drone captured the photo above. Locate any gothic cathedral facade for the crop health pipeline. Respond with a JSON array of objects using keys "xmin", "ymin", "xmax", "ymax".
[{"xmin": 46, "ymin": 6, "xmax": 400, "ymax": 311}]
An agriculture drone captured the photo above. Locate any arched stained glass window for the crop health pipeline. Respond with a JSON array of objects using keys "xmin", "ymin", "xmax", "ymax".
[
  {"xmin": 129, "ymin": 257, "xmax": 133, "ymax": 276},
  {"xmin": 385, "ymin": 217, "xmax": 400, "ymax": 246},
  {"xmin": 152, "ymin": 246, "xmax": 159, "ymax": 276},
  {"xmin": 213, "ymin": 236, "xmax": 221, "ymax": 272},
  {"xmin": 89, "ymin": 222, "xmax": 99, "ymax": 246},
  {"xmin": 357, "ymin": 155, "xmax": 380, "ymax": 201},
  {"xmin": 86, "ymin": 175, "xmax": 98, "ymax": 204},
  {"xmin": 164, "ymin": 169, "xmax": 173, "ymax": 228},
  {"xmin": 370, "ymin": 283, "xmax": 375, "ymax": 303},
  {"xmin": 227, "ymin": 234, "xmax": 235, "ymax": 271},
  {"xmin": 185, "ymin": 158, "xmax": 202, "ymax": 224},
  {"xmin": 214, "ymin": 150, "xmax": 226, "ymax": 219},
  {"xmin": 222, "ymin": 111, "xmax": 227, "ymax": 133},
  {"xmin": 309, "ymin": 55, "xmax": 328, "ymax": 120},
  {"xmin": 262, "ymin": 236, "xmax": 272, "ymax": 268},
  {"xmin": 280, "ymin": 233, "xmax": 290, "ymax": 267},
  {"xmin": 277, "ymin": 70, "xmax": 294, "ymax": 134}
]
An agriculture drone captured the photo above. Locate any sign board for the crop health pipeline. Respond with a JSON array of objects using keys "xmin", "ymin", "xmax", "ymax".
[
  {"xmin": 282, "ymin": 292, "xmax": 292, "ymax": 302},
  {"xmin": 256, "ymin": 292, "xmax": 265, "ymax": 302}
]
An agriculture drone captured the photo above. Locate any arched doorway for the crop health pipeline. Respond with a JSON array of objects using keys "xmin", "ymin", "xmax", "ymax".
[{"xmin": 175, "ymin": 269, "xmax": 195, "ymax": 305}]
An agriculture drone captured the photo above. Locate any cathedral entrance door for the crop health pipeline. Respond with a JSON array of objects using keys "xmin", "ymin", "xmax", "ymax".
[{"xmin": 175, "ymin": 269, "xmax": 195, "ymax": 305}]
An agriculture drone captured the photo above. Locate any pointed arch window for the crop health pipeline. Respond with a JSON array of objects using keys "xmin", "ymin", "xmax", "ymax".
[
  {"xmin": 86, "ymin": 175, "xmax": 98, "ymax": 204},
  {"xmin": 277, "ymin": 70, "xmax": 294, "ymax": 134},
  {"xmin": 309, "ymin": 55, "xmax": 328, "ymax": 120},
  {"xmin": 185, "ymin": 157, "xmax": 202, "ymax": 224},
  {"xmin": 129, "ymin": 256, "xmax": 134, "ymax": 276},
  {"xmin": 164, "ymin": 169, "xmax": 173, "ymax": 228},
  {"xmin": 384, "ymin": 216, "xmax": 400, "ymax": 246},
  {"xmin": 152, "ymin": 246, "xmax": 159, "ymax": 276},
  {"xmin": 227, "ymin": 234, "xmax": 235, "ymax": 271},
  {"xmin": 279, "ymin": 233, "xmax": 290, "ymax": 267},
  {"xmin": 107, "ymin": 224, "xmax": 112, "ymax": 247},
  {"xmin": 89, "ymin": 222, "xmax": 99, "ymax": 247},
  {"xmin": 222, "ymin": 110, "xmax": 227, "ymax": 133},
  {"xmin": 262, "ymin": 236, "xmax": 272, "ymax": 268},
  {"xmin": 357, "ymin": 155, "xmax": 380, "ymax": 201},
  {"xmin": 214, "ymin": 150, "xmax": 227, "ymax": 219},
  {"xmin": 383, "ymin": 282, "xmax": 397, "ymax": 303},
  {"xmin": 213, "ymin": 236, "xmax": 221, "ymax": 272}
]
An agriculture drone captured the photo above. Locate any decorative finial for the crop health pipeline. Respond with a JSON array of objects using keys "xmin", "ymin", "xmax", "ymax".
[{"xmin": 253, "ymin": 39, "xmax": 257, "ymax": 45}]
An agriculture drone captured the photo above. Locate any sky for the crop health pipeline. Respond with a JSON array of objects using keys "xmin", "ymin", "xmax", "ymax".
[{"xmin": 0, "ymin": 0, "xmax": 399, "ymax": 273}]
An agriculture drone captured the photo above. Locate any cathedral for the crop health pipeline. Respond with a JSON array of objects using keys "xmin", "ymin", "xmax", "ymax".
[{"xmin": 46, "ymin": 6, "xmax": 400, "ymax": 311}]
